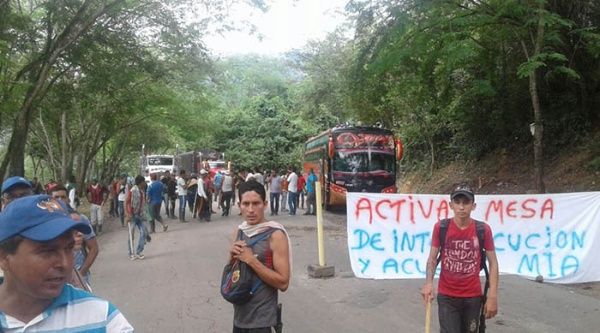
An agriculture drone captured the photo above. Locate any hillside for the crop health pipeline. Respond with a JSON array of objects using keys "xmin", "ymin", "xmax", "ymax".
[
  {"xmin": 397, "ymin": 131, "xmax": 600, "ymax": 298},
  {"xmin": 398, "ymin": 131, "xmax": 600, "ymax": 195}
]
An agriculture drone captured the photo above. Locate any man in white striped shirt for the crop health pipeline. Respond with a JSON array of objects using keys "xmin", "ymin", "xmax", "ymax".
[{"xmin": 0, "ymin": 195, "xmax": 133, "ymax": 332}]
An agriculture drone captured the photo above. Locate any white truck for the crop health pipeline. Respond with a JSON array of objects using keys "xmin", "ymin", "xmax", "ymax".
[{"xmin": 141, "ymin": 154, "xmax": 175, "ymax": 182}]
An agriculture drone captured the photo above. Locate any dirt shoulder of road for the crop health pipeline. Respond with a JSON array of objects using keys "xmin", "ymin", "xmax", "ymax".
[{"xmin": 557, "ymin": 282, "xmax": 600, "ymax": 300}]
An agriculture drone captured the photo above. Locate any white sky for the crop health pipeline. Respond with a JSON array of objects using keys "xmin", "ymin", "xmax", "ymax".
[{"xmin": 204, "ymin": 0, "xmax": 348, "ymax": 56}]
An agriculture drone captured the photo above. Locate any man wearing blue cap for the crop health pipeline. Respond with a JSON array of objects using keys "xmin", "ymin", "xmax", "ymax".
[
  {"xmin": 0, "ymin": 195, "xmax": 133, "ymax": 331},
  {"xmin": 1, "ymin": 176, "xmax": 33, "ymax": 210}
]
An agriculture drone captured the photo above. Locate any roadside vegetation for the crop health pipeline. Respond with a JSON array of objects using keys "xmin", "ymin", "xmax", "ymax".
[{"xmin": 1, "ymin": 0, "xmax": 598, "ymax": 193}]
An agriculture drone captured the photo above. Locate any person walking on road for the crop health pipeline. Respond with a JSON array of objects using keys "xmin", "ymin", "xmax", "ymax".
[
  {"xmin": 267, "ymin": 170, "xmax": 281, "ymax": 216},
  {"xmin": 286, "ymin": 167, "xmax": 298, "ymax": 216},
  {"xmin": 221, "ymin": 170, "xmax": 234, "ymax": 217},
  {"xmin": 50, "ymin": 185, "xmax": 99, "ymax": 288},
  {"xmin": 126, "ymin": 175, "xmax": 149, "ymax": 260},
  {"xmin": 420, "ymin": 183, "xmax": 499, "ymax": 333},
  {"xmin": 117, "ymin": 174, "xmax": 128, "ymax": 227},
  {"xmin": 146, "ymin": 173, "xmax": 168, "ymax": 233},
  {"xmin": 296, "ymin": 172, "xmax": 305, "ymax": 210},
  {"xmin": 177, "ymin": 170, "xmax": 188, "ymax": 222},
  {"xmin": 0, "ymin": 195, "xmax": 134, "ymax": 332},
  {"xmin": 195, "ymin": 169, "xmax": 211, "ymax": 221},
  {"xmin": 228, "ymin": 180, "xmax": 291, "ymax": 333},
  {"xmin": 214, "ymin": 170, "xmax": 223, "ymax": 205},
  {"xmin": 280, "ymin": 171, "xmax": 289, "ymax": 213},
  {"xmin": 164, "ymin": 171, "xmax": 177, "ymax": 219},
  {"xmin": 86, "ymin": 177, "xmax": 108, "ymax": 234},
  {"xmin": 304, "ymin": 169, "xmax": 317, "ymax": 215}
]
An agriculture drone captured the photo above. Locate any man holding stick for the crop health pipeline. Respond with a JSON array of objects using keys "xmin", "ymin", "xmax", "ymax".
[
  {"xmin": 421, "ymin": 184, "xmax": 499, "ymax": 333},
  {"xmin": 126, "ymin": 175, "xmax": 148, "ymax": 260}
]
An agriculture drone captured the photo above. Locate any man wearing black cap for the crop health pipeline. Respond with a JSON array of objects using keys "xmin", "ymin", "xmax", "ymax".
[
  {"xmin": 0, "ymin": 195, "xmax": 133, "ymax": 331},
  {"xmin": 421, "ymin": 183, "xmax": 499, "ymax": 333}
]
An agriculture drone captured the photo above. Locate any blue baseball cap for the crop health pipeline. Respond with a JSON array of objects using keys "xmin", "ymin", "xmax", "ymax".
[
  {"xmin": 1, "ymin": 176, "xmax": 32, "ymax": 194},
  {"xmin": 0, "ymin": 195, "xmax": 92, "ymax": 243}
]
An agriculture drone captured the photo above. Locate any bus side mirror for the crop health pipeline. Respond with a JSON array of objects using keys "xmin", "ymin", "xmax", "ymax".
[
  {"xmin": 328, "ymin": 137, "xmax": 334, "ymax": 159},
  {"xmin": 395, "ymin": 139, "xmax": 403, "ymax": 161}
]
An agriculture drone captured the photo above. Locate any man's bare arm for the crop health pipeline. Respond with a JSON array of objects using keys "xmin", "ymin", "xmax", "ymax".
[
  {"xmin": 420, "ymin": 246, "xmax": 440, "ymax": 303},
  {"xmin": 80, "ymin": 237, "xmax": 99, "ymax": 275},
  {"xmin": 484, "ymin": 250, "xmax": 499, "ymax": 318},
  {"xmin": 425, "ymin": 246, "xmax": 440, "ymax": 283}
]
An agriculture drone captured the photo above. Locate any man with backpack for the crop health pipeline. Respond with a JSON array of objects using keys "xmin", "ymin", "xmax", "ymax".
[
  {"xmin": 421, "ymin": 183, "xmax": 499, "ymax": 333},
  {"xmin": 227, "ymin": 180, "xmax": 291, "ymax": 333}
]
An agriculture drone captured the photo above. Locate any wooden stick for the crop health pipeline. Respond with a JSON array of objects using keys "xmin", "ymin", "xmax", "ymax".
[
  {"xmin": 425, "ymin": 299, "xmax": 431, "ymax": 333},
  {"xmin": 128, "ymin": 222, "xmax": 135, "ymax": 256}
]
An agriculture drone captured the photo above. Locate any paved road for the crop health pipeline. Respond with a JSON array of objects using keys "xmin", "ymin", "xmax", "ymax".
[{"xmin": 91, "ymin": 204, "xmax": 600, "ymax": 332}]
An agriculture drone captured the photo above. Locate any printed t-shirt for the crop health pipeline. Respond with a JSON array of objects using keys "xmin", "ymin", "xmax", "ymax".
[{"xmin": 431, "ymin": 218, "xmax": 495, "ymax": 297}]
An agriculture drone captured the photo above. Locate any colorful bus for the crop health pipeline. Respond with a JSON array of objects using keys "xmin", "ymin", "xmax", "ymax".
[{"xmin": 303, "ymin": 125, "xmax": 403, "ymax": 209}]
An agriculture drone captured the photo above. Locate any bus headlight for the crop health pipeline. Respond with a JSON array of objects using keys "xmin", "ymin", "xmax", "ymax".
[{"xmin": 382, "ymin": 185, "xmax": 396, "ymax": 193}]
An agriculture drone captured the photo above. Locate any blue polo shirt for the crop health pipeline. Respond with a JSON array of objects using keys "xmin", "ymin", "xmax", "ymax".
[
  {"xmin": 146, "ymin": 180, "xmax": 164, "ymax": 205},
  {"xmin": 306, "ymin": 173, "xmax": 317, "ymax": 193},
  {"xmin": 0, "ymin": 283, "xmax": 133, "ymax": 332}
]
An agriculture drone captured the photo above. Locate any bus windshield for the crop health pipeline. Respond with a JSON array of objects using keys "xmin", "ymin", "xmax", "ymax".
[
  {"xmin": 147, "ymin": 157, "xmax": 173, "ymax": 166},
  {"xmin": 333, "ymin": 151, "xmax": 395, "ymax": 174}
]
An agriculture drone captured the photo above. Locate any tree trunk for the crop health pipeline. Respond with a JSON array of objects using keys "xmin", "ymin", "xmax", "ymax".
[
  {"xmin": 530, "ymin": 11, "xmax": 546, "ymax": 193},
  {"xmin": 60, "ymin": 110, "xmax": 68, "ymax": 182},
  {"xmin": 0, "ymin": 0, "xmax": 124, "ymax": 181},
  {"xmin": 529, "ymin": 74, "xmax": 545, "ymax": 193},
  {"xmin": 429, "ymin": 137, "xmax": 435, "ymax": 176}
]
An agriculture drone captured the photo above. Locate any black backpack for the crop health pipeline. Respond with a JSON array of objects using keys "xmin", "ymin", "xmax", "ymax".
[
  {"xmin": 221, "ymin": 229, "xmax": 275, "ymax": 305},
  {"xmin": 436, "ymin": 218, "xmax": 489, "ymax": 332}
]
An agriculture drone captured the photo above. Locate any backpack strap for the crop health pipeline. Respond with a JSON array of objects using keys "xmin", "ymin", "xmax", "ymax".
[
  {"xmin": 245, "ymin": 228, "xmax": 277, "ymax": 247},
  {"xmin": 474, "ymin": 220, "xmax": 490, "ymax": 332},
  {"xmin": 435, "ymin": 218, "xmax": 490, "ymax": 332},
  {"xmin": 474, "ymin": 220, "xmax": 489, "ymax": 276},
  {"xmin": 436, "ymin": 218, "xmax": 451, "ymax": 266},
  {"xmin": 238, "ymin": 228, "xmax": 277, "ymax": 294}
]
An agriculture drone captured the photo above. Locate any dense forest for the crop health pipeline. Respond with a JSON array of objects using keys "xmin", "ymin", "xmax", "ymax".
[{"xmin": 1, "ymin": 0, "xmax": 599, "ymax": 192}]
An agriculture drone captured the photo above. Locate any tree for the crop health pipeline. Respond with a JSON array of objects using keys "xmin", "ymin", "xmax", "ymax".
[{"xmin": 0, "ymin": 0, "xmax": 269, "ymax": 180}]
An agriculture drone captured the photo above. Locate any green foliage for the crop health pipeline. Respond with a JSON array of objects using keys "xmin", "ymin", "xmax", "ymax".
[
  {"xmin": 1, "ymin": 0, "xmax": 270, "ymax": 181},
  {"xmin": 342, "ymin": 0, "xmax": 600, "ymax": 170},
  {"xmin": 3, "ymin": 0, "xmax": 600, "ymax": 181},
  {"xmin": 588, "ymin": 157, "xmax": 600, "ymax": 172}
]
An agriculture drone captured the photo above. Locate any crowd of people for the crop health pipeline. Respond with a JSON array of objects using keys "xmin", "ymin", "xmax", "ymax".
[
  {"xmin": 1, "ymin": 169, "xmax": 497, "ymax": 332},
  {"xmin": 0, "ymin": 166, "xmax": 315, "ymax": 262},
  {"xmin": 0, "ymin": 176, "xmax": 133, "ymax": 331}
]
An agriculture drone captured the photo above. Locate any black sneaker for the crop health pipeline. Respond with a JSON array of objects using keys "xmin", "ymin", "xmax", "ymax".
[{"xmin": 146, "ymin": 235, "xmax": 152, "ymax": 242}]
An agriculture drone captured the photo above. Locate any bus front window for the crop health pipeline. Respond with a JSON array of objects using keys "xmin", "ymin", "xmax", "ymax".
[{"xmin": 333, "ymin": 151, "xmax": 394, "ymax": 174}]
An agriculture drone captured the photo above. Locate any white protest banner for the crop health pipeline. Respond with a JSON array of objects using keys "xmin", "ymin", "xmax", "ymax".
[{"xmin": 346, "ymin": 192, "xmax": 600, "ymax": 283}]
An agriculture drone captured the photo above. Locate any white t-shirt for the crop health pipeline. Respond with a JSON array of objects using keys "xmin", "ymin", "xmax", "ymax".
[
  {"xmin": 254, "ymin": 172, "xmax": 264, "ymax": 185},
  {"xmin": 117, "ymin": 183, "xmax": 127, "ymax": 201},
  {"xmin": 287, "ymin": 172, "xmax": 298, "ymax": 193},
  {"xmin": 177, "ymin": 177, "xmax": 186, "ymax": 195},
  {"xmin": 222, "ymin": 175, "xmax": 234, "ymax": 192}
]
